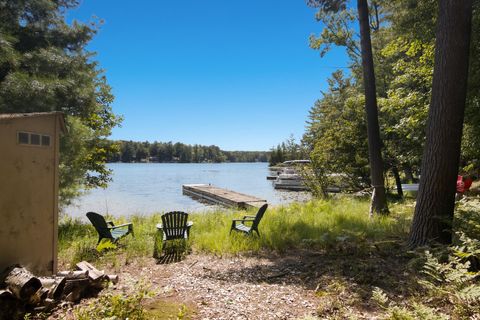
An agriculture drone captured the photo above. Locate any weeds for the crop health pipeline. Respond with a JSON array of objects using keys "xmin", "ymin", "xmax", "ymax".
[
  {"xmin": 70, "ymin": 239, "xmax": 99, "ymax": 266},
  {"xmin": 59, "ymin": 198, "xmax": 412, "ymax": 265},
  {"xmin": 73, "ymin": 285, "xmax": 153, "ymax": 320},
  {"xmin": 190, "ymin": 197, "xmax": 411, "ymax": 254}
]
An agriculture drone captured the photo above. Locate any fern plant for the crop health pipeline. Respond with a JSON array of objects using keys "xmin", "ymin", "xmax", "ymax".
[
  {"xmin": 371, "ymin": 287, "xmax": 448, "ymax": 320},
  {"xmin": 420, "ymin": 233, "xmax": 480, "ymax": 317},
  {"xmin": 371, "ymin": 233, "xmax": 480, "ymax": 319}
]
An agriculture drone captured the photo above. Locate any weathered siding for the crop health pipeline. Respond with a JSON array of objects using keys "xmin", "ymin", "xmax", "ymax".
[{"xmin": 0, "ymin": 113, "xmax": 62, "ymax": 275}]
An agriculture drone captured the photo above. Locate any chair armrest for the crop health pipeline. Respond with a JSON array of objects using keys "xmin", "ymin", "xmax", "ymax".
[
  {"xmin": 231, "ymin": 218, "xmax": 253, "ymax": 232},
  {"xmin": 242, "ymin": 215, "xmax": 256, "ymax": 219},
  {"xmin": 110, "ymin": 222, "xmax": 133, "ymax": 229},
  {"xmin": 232, "ymin": 218, "xmax": 254, "ymax": 226},
  {"xmin": 106, "ymin": 221, "xmax": 115, "ymax": 227}
]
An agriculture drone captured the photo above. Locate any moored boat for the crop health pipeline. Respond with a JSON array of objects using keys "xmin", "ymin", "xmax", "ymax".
[{"xmin": 273, "ymin": 168, "xmax": 309, "ymax": 191}]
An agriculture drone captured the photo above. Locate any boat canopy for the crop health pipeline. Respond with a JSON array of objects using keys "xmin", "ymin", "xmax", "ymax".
[{"xmin": 282, "ymin": 160, "xmax": 311, "ymax": 165}]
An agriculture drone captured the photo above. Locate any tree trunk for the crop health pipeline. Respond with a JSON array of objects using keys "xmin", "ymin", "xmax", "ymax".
[
  {"xmin": 357, "ymin": 0, "xmax": 388, "ymax": 214},
  {"xmin": 408, "ymin": 0, "xmax": 473, "ymax": 248},
  {"xmin": 392, "ymin": 166, "xmax": 403, "ymax": 198}
]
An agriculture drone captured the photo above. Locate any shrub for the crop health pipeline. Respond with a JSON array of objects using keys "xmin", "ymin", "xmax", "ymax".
[{"xmin": 74, "ymin": 285, "xmax": 152, "ymax": 320}]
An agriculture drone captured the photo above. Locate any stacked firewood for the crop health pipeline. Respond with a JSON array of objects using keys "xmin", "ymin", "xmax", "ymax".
[{"xmin": 0, "ymin": 261, "xmax": 118, "ymax": 315}]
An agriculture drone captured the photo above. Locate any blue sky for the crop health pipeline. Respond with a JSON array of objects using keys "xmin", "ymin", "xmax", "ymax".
[{"xmin": 68, "ymin": 0, "xmax": 348, "ymax": 151}]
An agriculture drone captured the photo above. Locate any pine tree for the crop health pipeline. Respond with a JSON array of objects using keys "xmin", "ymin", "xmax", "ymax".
[{"xmin": 0, "ymin": 0, "xmax": 121, "ymax": 205}]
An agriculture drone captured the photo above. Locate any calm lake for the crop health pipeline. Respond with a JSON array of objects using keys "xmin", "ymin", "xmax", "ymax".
[{"xmin": 64, "ymin": 162, "xmax": 310, "ymax": 218}]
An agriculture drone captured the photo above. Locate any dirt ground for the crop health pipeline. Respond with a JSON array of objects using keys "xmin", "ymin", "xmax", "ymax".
[{"xmin": 49, "ymin": 245, "xmax": 416, "ymax": 319}]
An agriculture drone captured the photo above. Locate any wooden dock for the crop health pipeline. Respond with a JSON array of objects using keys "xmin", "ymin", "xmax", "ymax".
[{"xmin": 182, "ymin": 184, "xmax": 267, "ymax": 209}]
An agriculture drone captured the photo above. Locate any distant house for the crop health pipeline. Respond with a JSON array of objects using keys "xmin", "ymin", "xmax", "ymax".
[{"xmin": 0, "ymin": 112, "xmax": 66, "ymax": 275}]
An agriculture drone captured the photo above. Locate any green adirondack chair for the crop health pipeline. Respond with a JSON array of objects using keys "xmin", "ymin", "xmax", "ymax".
[
  {"xmin": 230, "ymin": 203, "xmax": 268, "ymax": 236},
  {"xmin": 157, "ymin": 211, "xmax": 193, "ymax": 242},
  {"xmin": 86, "ymin": 212, "xmax": 134, "ymax": 244},
  {"xmin": 155, "ymin": 211, "xmax": 193, "ymax": 256}
]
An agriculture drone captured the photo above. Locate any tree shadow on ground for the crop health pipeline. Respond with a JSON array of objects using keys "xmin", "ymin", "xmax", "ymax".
[
  {"xmin": 201, "ymin": 221, "xmax": 425, "ymax": 316},
  {"xmin": 205, "ymin": 245, "xmax": 420, "ymax": 290},
  {"xmin": 206, "ymin": 247, "xmax": 422, "ymax": 316}
]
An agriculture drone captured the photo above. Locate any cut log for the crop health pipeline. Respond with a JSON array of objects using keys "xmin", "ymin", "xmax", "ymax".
[
  {"xmin": 34, "ymin": 298, "xmax": 55, "ymax": 313},
  {"xmin": 63, "ymin": 278, "xmax": 89, "ymax": 302},
  {"xmin": 43, "ymin": 298, "xmax": 55, "ymax": 306},
  {"xmin": 39, "ymin": 276, "xmax": 66, "ymax": 300},
  {"xmin": 28, "ymin": 287, "xmax": 48, "ymax": 305},
  {"xmin": 75, "ymin": 261, "xmax": 105, "ymax": 281},
  {"xmin": 34, "ymin": 306, "xmax": 47, "ymax": 313},
  {"xmin": 57, "ymin": 270, "xmax": 89, "ymax": 280},
  {"xmin": 2, "ymin": 266, "xmax": 42, "ymax": 301},
  {"xmin": 0, "ymin": 289, "xmax": 13, "ymax": 299},
  {"xmin": 106, "ymin": 274, "xmax": 119, "ymax": 284},
  {"xmin": 65, "ymin": 291, "xmax": 80, "ymax": 303}
]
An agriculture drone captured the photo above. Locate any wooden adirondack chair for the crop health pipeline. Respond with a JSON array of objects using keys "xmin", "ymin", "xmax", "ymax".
[
  {"xmin": 230, "ymin": 203, "xmax": 268, "ymax": 236},
  {"xmin": 86, "ymin": 212, "xmax": 134, "ymax": 244},
  {"xmin": 156, "ymin": 211, "xmax": 193, "ymax": 256},
  {"xmin": 157, "ymin": 211, "xmax": 193, "ymax": 241}
]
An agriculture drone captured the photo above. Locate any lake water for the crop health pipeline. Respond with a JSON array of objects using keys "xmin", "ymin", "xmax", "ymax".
[{"xmin": 64, "ymin": 163, "xmax": 310, "ymax": 218}]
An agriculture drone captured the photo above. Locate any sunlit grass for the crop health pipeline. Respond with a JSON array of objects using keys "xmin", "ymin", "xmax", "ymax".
[
  {"xmin": 58, "ymin": 197, "xmax": 413, "ymax": 266},
  {"xmin": 191, "ymin": 197, "xmax": 412, "ymax": 254}
]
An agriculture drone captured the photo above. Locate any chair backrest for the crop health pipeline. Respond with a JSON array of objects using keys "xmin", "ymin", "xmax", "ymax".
[
  {"xmin": 251, "ymin": 204, "xmax": 268, "ymax": 230},
  {"xmin": 86, "ymin": 212, "xmax": 112, "ymax": 239},
  {"xmin": 161, "ymin": 211, "xmax": 189, "ymax": 240}
]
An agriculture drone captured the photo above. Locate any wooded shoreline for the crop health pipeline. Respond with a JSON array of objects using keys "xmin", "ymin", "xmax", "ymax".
[{"xmin": 107, "ymin": 140, "xmax": 269, "ymax": 163}]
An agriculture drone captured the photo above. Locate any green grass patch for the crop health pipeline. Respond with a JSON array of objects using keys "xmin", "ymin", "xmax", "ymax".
[
  {"xmin": 190, "ymin": 197, "xmax": 412, "ymax": 254},
  {"xmin": 59, "ymin": 197, "xmax": 413, "ymax": 266}
]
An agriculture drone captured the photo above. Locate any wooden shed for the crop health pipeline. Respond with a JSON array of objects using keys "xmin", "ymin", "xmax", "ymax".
[{"xmin": 0, "ymin": 112, "xmax": 66, "ymax": 275}]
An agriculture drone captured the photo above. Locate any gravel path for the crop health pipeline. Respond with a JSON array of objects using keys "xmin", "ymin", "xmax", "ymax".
[
  {"xmin": 118, "ymin": 253, "xmax": 320, "ymax": 319},
  {"xmin": 52, "ymin": 248, "xmax": 401, "ymax": 319}
]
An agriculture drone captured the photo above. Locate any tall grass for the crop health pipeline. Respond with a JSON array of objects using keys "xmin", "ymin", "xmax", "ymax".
[
  {"xmin": 191, "ymin": 197, "xmax": 412, "ymax": 254},
  {"xmin": 58, "ymin": 197, "xmax": 413, "ymax": 265}
]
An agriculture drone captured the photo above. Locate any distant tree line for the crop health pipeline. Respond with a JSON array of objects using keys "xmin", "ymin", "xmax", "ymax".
[
  {"xmin": 108, "ymin": 140, "xmax": 269, "ymax": 163},
  {"xmin": 269, "ymin": 134, "xmax": 308, "ymax": 166}
]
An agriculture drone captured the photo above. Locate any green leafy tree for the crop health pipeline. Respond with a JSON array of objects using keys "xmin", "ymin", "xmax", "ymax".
[
  {"xmin": 135, "ymin": 143, "xmax": 149, "ymax": 162},
  {"xmin": 379, "ymin": 37, "xmax": 434, "ymax": 189},
  {"xmin": 111, "ymin": 140, "xmax": 265, "ymax": 164},
  {"xmin": 121, "ymin": 141, "xmax": 135, "ymax": 163},
  {"xmin": 308, "ymin": 0, "xmax": 388, "ymax": 213},
  {"xmin": 149, "ymin": 142, "xmax": 160, "ymax": 160},
  {"xmin": 0, "ymin": 0, "xmax": 121, "ymax": 206},
  {"xmin": 462, "ymin": 5, "xmax": 480, "ymax": 170},
  {"xmin": 304, "ymin": 71, "xmax": 370, "ymax": 195}
]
